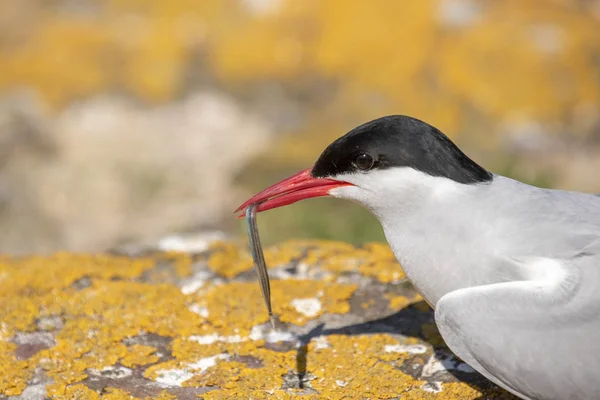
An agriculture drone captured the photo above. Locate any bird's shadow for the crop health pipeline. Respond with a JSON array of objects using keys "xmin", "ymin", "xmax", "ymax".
[{"xmin": 293, "ymin": 301, "xmax": 515, "ymax": 399}]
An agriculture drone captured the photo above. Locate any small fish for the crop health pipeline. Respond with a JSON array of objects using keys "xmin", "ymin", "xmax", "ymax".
[{"xmin": 245, "ymin": 203, "xmax": 275, "ymax": 328}]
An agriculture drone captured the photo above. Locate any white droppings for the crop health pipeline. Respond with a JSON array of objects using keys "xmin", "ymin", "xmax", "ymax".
[
  {"xmin": 421, "ymin": 353, "xmax": 475, "ymax": 378},
  {"xmin": 296, "ymin": 262, "xmax": 310, "ymax": 278},
  {"xmin": 384, "ymin": 344, "xmax": 428, "ymax": 355},
  {"xmin": 291, "ymin": 298, "xmax": 322, "ymax": 317},
  {"xmin": 268, "ymin": 267, "xmax": 295, "ymax": 280},
  {"xmin": 249, "ymin": 325, "xmax": 265, "ymax": 341},
  {"xmin": 422, "ymin": 381, "xmax": 443, "ymax": 393},
  {"xmin": 249, "ymin": 324, "xmax": 297, "ymax": 343},
  {"xmin": 189, "ymin": 333, "xmax": 220, "ymax": 344},
  {"xmin": 88, "ymin": 366, "xmax": 132, "ymax": 379},
  {"xmin": 336, "ymin": 380, "xmax": 348, "ymax": 387},
  {"xmin": 155, "ymin": 368, "xmax": 194, "ymax": 387},
  {"xmin": 188, "ymin": 325, "xmax": 296, "ymax": 345},
  {"xmin": 13, "ymin": 332, "xmax": 56, "ymax": 348},
  {"xmin": 180, "ymin": 270, "xmax": 213, "ymax": 295},
  {"xmin": 188, "ymin": 354, "xmax": 229, "ymax": 372},
  {"xmin": 189, "ymin": 334, "xmax": 244, "ymax": 344},
  {"xmin": 264, "ymin": 330, "xmax": 296, "ymax": 343},
  {"xmin": 188, "ymin": 303, "xmax": 209, "ymax": 318},
  {"xmin": 155, "ymin": 354, "xmax": 229, "ymax": 387}
]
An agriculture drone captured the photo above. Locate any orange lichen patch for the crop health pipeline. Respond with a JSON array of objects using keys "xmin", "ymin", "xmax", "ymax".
[
  {"xmin": 199, "ymin": 280, "xmax": 356, "ymax": 335},
  {"xmin": 0, "ymin": 254, "xmax": 155, "ymax": 336},
  {"xmin": 207, "ymin": 241, "xmax": 304, "ymax": 278},
  {"xmin": 52, "ymin": 384, "xmax": 177, "ymax": 400},
  {"xmin": 100, "ymin": 388, "xmax": 141, "ymax": 400},
  {"xmin": 45, "ymin": 370, "xmax": 90, "ymax": 397},
  {"xmin": 151, "ymin": 392, "xmax": 179, "ymax": 400},
  {"xmin": 274, "ymin": 280, "xmax": 356, "ymax": 324},
  {"xmin": 301, "ymin": 240, "xmax": 405, "ymax": 283},
  {"xmin": 358, "ymin": 243, "xmax": 406, "ymax": 283},
  {"xmin": 0, "ymin": 246, "xmax": 496, "ymax": 398},
  {"xmin": 198, "ymin": 281, "xmax": 270, "ymax": 334},
  {"xmin": 120, "ymin": 344, "xmax": 160, "ymax": 368},
  {"xmin": 61, "ymin": 281, "xmax": 206, "ymax": 338},
  {"xmin": 307, "ymin": 335, "xmax": 421, "ymax": 399},
  {"xmin": 401, "ymin": 382, "xmax": 509, "ymax": 400},
  {"xmin": 206, "ymin": 242, "xmax": 254, "ymax": 278},
  {"xmin": 196, "ymin": 351, "xmax": 295, "ymax": 399},
  {"xmin": 0, "ymin": 0, "xmax": 598, "ymax": 126},
  {"xmin": 167, "ymin": 342, "xmax": 299, "ymax": 398},
  {"xmin": 0, "ymin": 296, "xmax": 40, "ymax": 337},
  {"xmin": 0, "ymin": 251, "xmax": 221, "ymax": 397},
  {"xmin": 99, "ymin": 388, "xmax": 177, "ymax": 400},
  {"xmin": 438, "ymin": 383, "xmax": 516, "ymax": 400},
  {"xmin": 183, "ymin": 239, "xmax": 401, "ymax": 282},
  {"xmin": 156, "ymin": 331, "xmax": 452, "ymax": 399},
  {"xmin": 186, "ymin": 360, "xmax": 247, "ymax": 387},
  {"xmin": 0, "ymin": 253, "xmax": 155, "ymax": 295},
  {"xmin": 301, "ymin": 240, "xmax": 359, "ymax": 266},
  {"xmin": 0, "ymin": 341, "xmax": 29, "ymax": 396},
  {"xmin": 51, "ymin": 383, "xmax": 101, "ymax": 399},
  {"xmin": 386, "ymin": 293, "xmax": 424, "ymax": 310},
  {"xmin": 206, "ymin": 390, "xmax": 318, "ymax": 400},
  {"xmin": 157, "ymin": 251, "xmax": 194, "ymax": 278},
  {"xmin": 100, "ymin": 388, "xmax": 135, "ymax": 400},
  {"xmin": 197, "ymin": 334, "xmax": 436, "ymax": 400}
]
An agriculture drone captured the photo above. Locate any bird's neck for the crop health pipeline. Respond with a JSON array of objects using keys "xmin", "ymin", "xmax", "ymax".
[{"xmin": 376, "ymin": 178, "xmax": 495, "ymax": 306}]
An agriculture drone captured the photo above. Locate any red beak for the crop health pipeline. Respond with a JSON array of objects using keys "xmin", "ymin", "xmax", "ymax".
[{"xmin": 235, "ymin": 168, "xmax": 352, "ymax": 217}]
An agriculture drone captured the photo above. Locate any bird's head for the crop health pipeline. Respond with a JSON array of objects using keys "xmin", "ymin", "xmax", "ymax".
[{"xmin": 236, "ymin": 115, "xmax": 492, "ymax": 219}]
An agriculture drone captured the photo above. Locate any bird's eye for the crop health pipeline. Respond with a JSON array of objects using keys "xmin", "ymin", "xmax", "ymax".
[{"xmin": 354, "ymin": 153, "xmax": 374, "ymax": 171}]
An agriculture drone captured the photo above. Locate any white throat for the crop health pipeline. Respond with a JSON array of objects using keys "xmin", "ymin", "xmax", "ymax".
[
  {"xmin": 329, "ymin": 167, "xmax": 471, "ymax": 219},
  {"xmin": 329, "ymin": 167, "xmax": 491, "ymax": 305}
]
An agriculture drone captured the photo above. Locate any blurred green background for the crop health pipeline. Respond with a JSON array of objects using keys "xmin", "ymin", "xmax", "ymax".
[{"xmin": 0, "ymin": 0, "xmax": 599, "ymax": 254}]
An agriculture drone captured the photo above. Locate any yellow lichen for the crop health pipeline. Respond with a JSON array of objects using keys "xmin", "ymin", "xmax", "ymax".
[
  {"xmin": 0, "ymin": 244, "xmax": 507, "ymax": 398},
  {"xmin": 0, "ymin": 0, "xmax": 598, "ymax": 122},
  {"xmin": 207, "ymin": 241, "xmax": 304, "ymax": 278},
  {"xmin": 197, "ymin": 351, "xmax": 295, "ymax": 399},
  {"xmin": 0, "ymin": 341, "xmax": 29, "ymax": 396},
  {"xmin": 158, "ymin": 251, "xmax": 194, "ymax": 278},
  {"xmin": 207, "ymin": 242, "xmax": 254, "ymax": 278},
  {"xmin": 100, "ymin": 388, "xmax": 140, "ymax": 400},
  {"xmin": 120, "ymin": 344, "xmax": 159, "ymax": 368},
  {"xmin": 194, "ymin": 280, "xmax": 356, "ymax": 335},
  {"xmin": 51, "ymin": 384, "xmax": 101, "ymax": 399},
  {"xmin": 387, "ymin": 293, "xmax": 424, "ymax": 310},
  {"xmin": 301, "ymin": 240, "xmax": 405, "ymax": 283},
  {"xmin": 151, "ymin": 392, "xmax": 178, "ymax": 400},
  {"xmin": 207, "ymin": 239, "xmax": 405, "ymax": 283}
]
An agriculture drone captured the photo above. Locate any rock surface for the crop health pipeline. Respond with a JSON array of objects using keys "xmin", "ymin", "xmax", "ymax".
[{"xmin": 0, "ymin": 240, "xmax": 517, "ymax": 399}]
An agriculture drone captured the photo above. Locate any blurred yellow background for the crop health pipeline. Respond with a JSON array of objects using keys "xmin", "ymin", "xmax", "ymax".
[{"xmin": 0, "ymin": 0, "xmax": 599, "ymax": 254}]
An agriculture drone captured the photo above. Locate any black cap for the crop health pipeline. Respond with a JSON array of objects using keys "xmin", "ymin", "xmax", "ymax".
[{"xmin": 311, "ymin": 115, "xmax": 492, "ymax": 185}]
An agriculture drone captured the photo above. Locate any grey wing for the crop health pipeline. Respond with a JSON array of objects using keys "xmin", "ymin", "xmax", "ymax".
[{"xmin": 435, "ymin": 249, "xmax": 600, "ymax": 400}]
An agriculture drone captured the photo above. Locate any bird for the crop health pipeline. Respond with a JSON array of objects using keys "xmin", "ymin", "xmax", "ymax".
[{"xmin": 235, "ymin": 115, "xmax": 600, "ymax": 400}]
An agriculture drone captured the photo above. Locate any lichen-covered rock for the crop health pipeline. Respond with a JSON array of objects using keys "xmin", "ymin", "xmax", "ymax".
[{"xmin": 0, "ymin": 240, "xmax": 516, "ymax": 399}]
